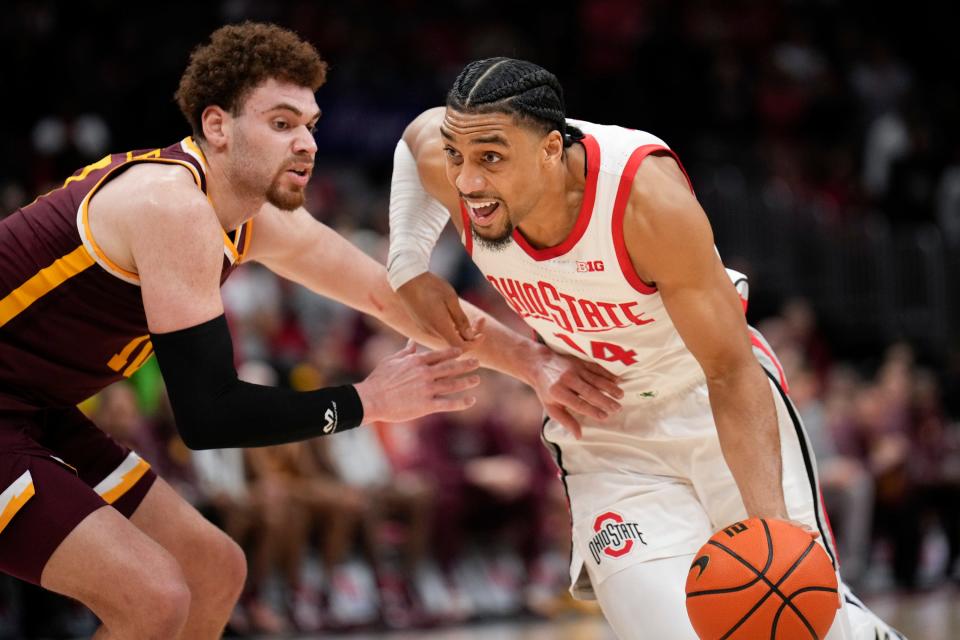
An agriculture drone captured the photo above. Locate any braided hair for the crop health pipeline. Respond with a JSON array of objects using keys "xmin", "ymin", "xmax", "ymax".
[{"xmin": 447, "ymin": 57, "xmax": 584, "ymax": 148}]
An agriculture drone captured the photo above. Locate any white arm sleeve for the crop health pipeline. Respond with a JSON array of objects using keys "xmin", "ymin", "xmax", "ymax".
[{"xmin": 386, "ymin": 139, "xmax": 451, "ymax": 291}]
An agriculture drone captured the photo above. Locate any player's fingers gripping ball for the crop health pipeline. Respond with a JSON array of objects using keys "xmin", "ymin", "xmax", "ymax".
[{"xmin": 685, "ymin": 518, "xmax": 839, "ymax": 640}]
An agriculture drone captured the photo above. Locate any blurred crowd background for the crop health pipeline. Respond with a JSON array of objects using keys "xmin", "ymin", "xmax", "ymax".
[{"xmin": 1, "ymin": 0, "xmax": 959, "ymax": 637}]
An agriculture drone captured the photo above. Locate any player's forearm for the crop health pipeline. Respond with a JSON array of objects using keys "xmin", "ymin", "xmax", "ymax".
[
  {"xmin": 459, "ymin": 300, "xmax": 547, "ymax": 387},
  {"xmin": 153, "ymin": 315, "xmax": 365, "ymax": 449},
  {"xmin": 706, "ymin": 363, "xmax": 787, "ymax": 519},
  {"xmin": 386, "ymin": 138, "xmax": 449, "ymax": 290}
]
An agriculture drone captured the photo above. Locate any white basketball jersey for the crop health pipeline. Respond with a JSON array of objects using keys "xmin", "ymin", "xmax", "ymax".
[{"xmin": 460, "ymin": 120, "xmax": 743, "ymax": 401}]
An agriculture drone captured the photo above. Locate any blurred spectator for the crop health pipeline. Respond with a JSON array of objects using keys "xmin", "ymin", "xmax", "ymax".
[
  {"xmin": 244, "ymin": 441, "xmax": 366, "ymax": 632},
  {"xmin": 935, "ymin": 149, "xmax": 960, "ymax": 245},
  {"xmin": 850, "ymin": 41, "xmax": 913, "ymax": 120},
  {"xmin": 324, "ymin": 332, "xmax": 437, "ymax": 628},
  {"xmin": 895, "ymin": 369, "xmax": 960, "ymax": 585},
  {"xmin": 415, "ymin": 373, "xmax": 562, "ymax": 606},
  {"xmin": 780, "ymin": 298, "xmax": 833, "ymax": 382},
  {"xmin": 187, "ymin": 362, "xmax": 292, "ymax": 635},
  {"xmin": 231, "ymin": 360, "xmax": 372, "ymax": 633},
  {"xmin": 805, "ymin": 365, "xmax": 874, "ymax": 587},
  {"xmin": 884, "ymin": 109, "xmax": 940, "ymax": 226},
  {"xmin": 93, "ymin": 381, "xmax": 159, "ymax": 460}
]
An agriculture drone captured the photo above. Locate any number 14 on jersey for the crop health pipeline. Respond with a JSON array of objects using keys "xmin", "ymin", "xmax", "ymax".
[{"xmin": 553, "ymin": 333, "xmax": 638, "ymax": 366}]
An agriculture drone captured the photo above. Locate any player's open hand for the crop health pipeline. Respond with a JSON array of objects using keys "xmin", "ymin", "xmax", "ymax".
[
  {"xmin": 355, "ymin": 340, "xmax": 480, "ymax": 423},
  {"xmin": 532, "ymin": 350, "xmax": 624, "ymax": 439},
  {"xmin": 396, "ymin": 272, "xmax": 483, "ymax": 349}
]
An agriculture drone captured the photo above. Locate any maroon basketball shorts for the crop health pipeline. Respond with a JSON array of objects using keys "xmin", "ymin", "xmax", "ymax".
[{"xmin": 0, "ymin": 405, "xmax": 157, "ymax": 584}]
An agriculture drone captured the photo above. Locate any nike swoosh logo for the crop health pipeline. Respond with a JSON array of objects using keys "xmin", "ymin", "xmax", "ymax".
[{"xmin": 690, "ymin": 555, "xmax": 709, "ymax": 579}]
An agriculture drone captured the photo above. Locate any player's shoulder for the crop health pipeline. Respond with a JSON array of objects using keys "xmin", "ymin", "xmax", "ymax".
[
  {"xmin": 102, "ymin": 162, "xmax": 213, "ymax": 222},
  {"xmin": 571, "ymin": 120, "xmax": 668, "ymax": 158},
  {"xmin": 573, "ymin": 120, "xmax": 677, "ymax": 197}
]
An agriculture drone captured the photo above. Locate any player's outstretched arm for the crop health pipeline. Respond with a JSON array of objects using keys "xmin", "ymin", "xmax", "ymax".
[
  {"xmin": 247, "ymin": 205, "xmax": 623, "ymax": 439},
  {"xmin": 388, "ymin": 107, "xmax": 483, "ymax": 349},
  {"xmin": 117, "ymin": 173, "xmax": 477, "ymax": 449},
  {"xmin": 622, "ymin": 154, "xmax": 792, "ymax": 522}
]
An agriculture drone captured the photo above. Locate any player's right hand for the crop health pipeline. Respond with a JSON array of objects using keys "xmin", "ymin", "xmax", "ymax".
[
  {"xmin": 532, "ymin": 350, "xmax": 624, "ymax": 440},
  {"xmin": 354, "ymin": 340, "xmax": 480, "ymax": 423},
  {"xmin": 396, "ymin": 272, "xmax": 482, "ymax": 349}
]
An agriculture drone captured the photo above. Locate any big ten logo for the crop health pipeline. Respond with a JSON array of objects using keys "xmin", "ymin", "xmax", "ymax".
[
  {"xmin": 576, "ymin": 260, "xmax": 605, "ymax": 273},
  {"xmin": 723, "ymin": 521, "xmax": 749, "ymax": 538}
]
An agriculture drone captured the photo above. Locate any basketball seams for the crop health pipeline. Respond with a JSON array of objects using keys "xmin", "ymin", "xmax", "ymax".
[
  {"xmin": 770, "ymin": 587, "xmax": 839, "ymax": 640},
  {"xmin": 692, "ymin": 522, "xmax": 783, "ymax": 639},
  {"xmin": 770, "ymin": 590, "xmax": 819, "ymax": 639},
  {"xmin": 718, "ymin": 585, "xmax": 778, "ymax": 640},
  {"xmin": 686, "ymin": 534, "xmax": 771, "ymax": 597},
  {"xmin": 769, "ymin": 540, "xmax": 830, "ymax": 639},
  {"xmin": 709, "ymin": 522, "xmax": 783, "ymax": 640}
]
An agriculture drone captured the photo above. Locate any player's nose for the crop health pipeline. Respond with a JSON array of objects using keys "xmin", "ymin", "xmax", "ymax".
[
  {"xmin": 294, "ymin": 126, "xmax": 318, "ymax": 155},
  {"xmin": 455, "ymin": 163, "xmax": 485, "ymax": 195}
]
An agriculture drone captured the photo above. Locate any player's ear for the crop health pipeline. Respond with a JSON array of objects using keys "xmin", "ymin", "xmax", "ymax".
[
  {"xmin": 542, "ymin": 130, "xmax": 564, "ymax": 166},
  {"xmin": 201, "ymin": 106, "xmax": 229, "ymax": 149}
]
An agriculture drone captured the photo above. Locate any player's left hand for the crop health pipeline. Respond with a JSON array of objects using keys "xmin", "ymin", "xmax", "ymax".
[
  {"xmin": 531, "ymin": 350, "xmax": 624, "ymax": 440},
  {"xmin": 760, "ymin": 517, "xmax": 821, "ymax": 540},
  {"xmin": 787, "ymin": 520, "xmax": 821, "ymax": 539},
  {"xmin": 396, "ymin": 272, "xmax": 483, "ymax": 349}
]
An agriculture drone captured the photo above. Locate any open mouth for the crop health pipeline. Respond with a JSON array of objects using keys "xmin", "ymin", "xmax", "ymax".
[
  {"xmin": 465, "ymin": 200, "xmax": 500, "ymax": 226},
  {"xmin": 284, "ymin": 166, "xmax": 312, "ymax": 187}
]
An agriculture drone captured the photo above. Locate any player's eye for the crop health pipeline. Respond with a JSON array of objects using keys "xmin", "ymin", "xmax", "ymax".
[
  {"xmin": 273, "ymin": 120, "xmax": 289, "ymax": 130},
  {"xmin": 482, "ymin": 152, "xmax": 502, "ymax": 164},
  {"xmin": 443, "ymin": 146, "xmax": 462, "ymax": 162}
]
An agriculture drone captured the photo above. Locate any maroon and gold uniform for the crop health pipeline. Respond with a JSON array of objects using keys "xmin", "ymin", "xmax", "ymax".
[{"xmin": 0, "ymin": 137, "xmax": 251, "ymax": 583}]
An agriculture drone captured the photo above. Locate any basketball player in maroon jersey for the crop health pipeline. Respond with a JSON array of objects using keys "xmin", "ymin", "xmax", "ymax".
[
  {"xmin": 386, "ymin": 58, "xmax": 905, "ymax": 639},
  {"xmin": 0, "ymin": 28, "xmax": 622, "ymax": 639}
]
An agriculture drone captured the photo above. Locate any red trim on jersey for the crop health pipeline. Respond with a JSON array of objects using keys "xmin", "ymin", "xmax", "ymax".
[
  {"xmin": 750, "ymin": 332, "xmax": 790, "ymax": 393},
  {"xmin": 613, "ymin": 144, "xmax": 693, "ymax": 295},
  {"xmin": 612, "ymin": 145, "xmax": 697, "ymax": 296},
  {"xmin": 459, "ymin": 201, "xmax": 473, "ymax": 256},
  {"xmin": 510, "ymin": 135, "xmax": 601, "ymax": 262},
  {"xmin": 611, "ymin": 145, "xmax": 661, "ymax": 295}
]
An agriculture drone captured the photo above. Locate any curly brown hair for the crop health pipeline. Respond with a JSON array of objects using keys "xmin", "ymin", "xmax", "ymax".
[{"xmin": 175, "ymin": 22, "xmax": 328, "ymax": 140}]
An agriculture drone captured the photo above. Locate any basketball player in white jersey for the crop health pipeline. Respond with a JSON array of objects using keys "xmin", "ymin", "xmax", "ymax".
[{"xmin": 385, "ymin": 58, "xmax": 905, "ymax": 639}]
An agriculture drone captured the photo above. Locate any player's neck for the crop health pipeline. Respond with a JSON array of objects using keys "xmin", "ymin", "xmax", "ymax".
[
  {"xmin": 203, "ymin": 156, "xmax": 263, "ymax": 232},
  {"xmin": 515, "ymin": 143, "xmax": 587, "ymax": 249}
]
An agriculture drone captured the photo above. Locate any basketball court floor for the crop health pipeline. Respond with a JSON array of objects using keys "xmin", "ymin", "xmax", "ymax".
[{"xmin": 276, "ymin": 585, "xmax": 957, "ymax": 640}]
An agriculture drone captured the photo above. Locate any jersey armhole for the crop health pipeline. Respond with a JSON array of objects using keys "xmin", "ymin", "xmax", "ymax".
[
  {"xmin": 611, "ymin": 145, "xmax": 695, "ymax": 296},
  {"xmin": 77, "ymin": 158, "xmax": 206, "ymax": 285}
]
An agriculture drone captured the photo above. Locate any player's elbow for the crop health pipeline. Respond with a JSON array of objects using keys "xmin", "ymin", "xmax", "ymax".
[
  {"xmin": 169, "ymin": 401, "xmax": 225, "ymax": 450},
  {"xmin": 175, "ymin": 415, "xmax": 216, "ymax": 450},
  {"xmin": 700, "ymin": 353, "xmax": 761, "ymax": 389},
  {"xmin": 403, "ymin": 107, "xmax": 446, "ymax": 147}
]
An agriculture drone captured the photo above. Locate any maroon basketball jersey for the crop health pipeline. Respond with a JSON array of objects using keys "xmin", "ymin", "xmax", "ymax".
[{"xmin": 0, "ymin": 137, "xmax": 252, "ymax": 410}]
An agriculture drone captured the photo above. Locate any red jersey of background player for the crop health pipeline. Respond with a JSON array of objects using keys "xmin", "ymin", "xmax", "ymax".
[{"xmin": 0, "ymin": 137, "xmax": 251, "ymax": 411}]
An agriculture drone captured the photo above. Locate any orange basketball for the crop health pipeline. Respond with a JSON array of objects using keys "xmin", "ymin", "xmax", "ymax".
[{"xmin": 685, "ymin": 518, "xmax": 839, "ymax": 640}]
